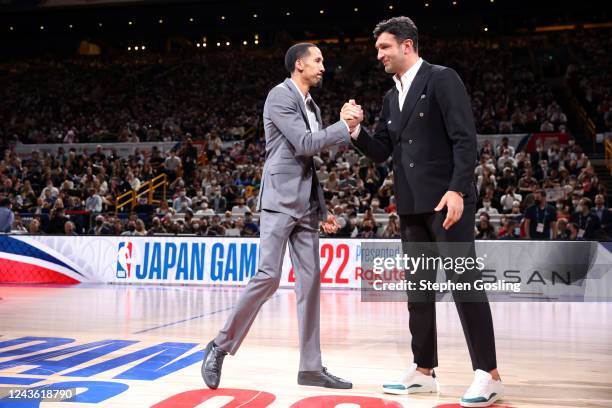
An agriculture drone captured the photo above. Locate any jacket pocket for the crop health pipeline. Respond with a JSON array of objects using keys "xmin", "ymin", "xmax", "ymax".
[{"xmin": 269, "ymin": 164, "xmax": 303, "ymax": 175}]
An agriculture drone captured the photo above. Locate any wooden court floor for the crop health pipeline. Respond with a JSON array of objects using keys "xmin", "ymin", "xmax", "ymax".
[{"xmin": 0, "ymin": 284, "xmax": 611, "ymax": 407}]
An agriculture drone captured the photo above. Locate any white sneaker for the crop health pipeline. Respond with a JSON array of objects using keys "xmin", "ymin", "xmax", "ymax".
[
  {"xmin": 460, "ymin": 369, "xmax": 504, "ymax": 407},
  {"xmin": 382, "ymin": 363, "xmax": 439, "ymax": 395}
]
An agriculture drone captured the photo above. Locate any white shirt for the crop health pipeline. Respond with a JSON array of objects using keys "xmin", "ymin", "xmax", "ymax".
[
  {"xmin": 85, "ymin": 194, "xmax": 102, "ymax": 213},
  {"xmin": 290, "ymin": 79, "xmax": 320, "ymax": 132},
  {"xmin": 303, "ymin": 94, "xmax": 320, "ymax": 132},
  {"xmin": 393, "ymin": 58, "xmax": 423, "ymax": 111},
  {"xmin": 231, "ymin": 205, "xmax": 249, "ymax": 215}
]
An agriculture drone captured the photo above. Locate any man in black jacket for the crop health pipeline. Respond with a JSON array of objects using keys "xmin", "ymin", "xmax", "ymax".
[{"xmin": 349, "ymin": 16, "xmax": 503, "ymax": 407}]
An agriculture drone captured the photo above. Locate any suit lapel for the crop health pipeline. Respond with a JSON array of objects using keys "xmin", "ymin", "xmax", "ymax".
[
  {"xmin": 399, "ymin": 61, "xmax": 433, "ymax": 132},
  {"xmin": 389, "ymin": 87, "xmax": 401, "ymax": 125},
  {"xmin": 283, "ymin": 78, "xmax": 310, "ymax": 130},
  {"xmin": 313, "ymin": 102, "xmax": 322, "ymax": 128}
]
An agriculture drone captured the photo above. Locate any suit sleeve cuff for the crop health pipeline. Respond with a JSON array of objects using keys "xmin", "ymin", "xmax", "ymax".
[
  {"xmin": 341, "ymin": 119, "xmax": 350, "ymax": 132},
  {"xmin": 341, "ymin": 120, "xmax": 361, "ymax": 138}
]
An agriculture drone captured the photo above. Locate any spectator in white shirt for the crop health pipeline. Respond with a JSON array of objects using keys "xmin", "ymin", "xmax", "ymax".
[
  {"xmin": 495, "ymin": 136, "xmax": 515, "ymax": 158},
  {"xmin": 500, "ymin": 186, "xmax": 522, "ymax": 213},
  {"xmin": 497, "ymin": 149, "xmax": 517, "ymax": 171},
  {"xmin": 126, "ymin": 172, "xmax": 141, "ymax": 191},
  {"xmin": 85, "ymin": 189, "xmax": 103, "ymax": 213},
  {"xmin": 478, "ymin": 199, "xmax": 500, "ymax": 217},
  {"xmin": 231, "ymin": 198, "xmax": 249, "ymax": 215},
  {"xmin": 196, "ymin": 202, "xmax": 216, "ymax": 216},
  {"xmin": 39, "ymin": 181, "xmax": 59, "ymax": 200}
]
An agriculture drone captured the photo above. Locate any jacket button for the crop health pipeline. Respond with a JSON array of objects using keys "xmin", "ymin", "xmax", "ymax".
[
  {"xmin": 409, "ymin": 163, "xmax": 415, "ymax": 168},
  {"xmin": 408, "ymin": 139, "xmax": 413, "ymax": 144},
  {"xmin": 419, "ymin": 112, "xmax": 424, "ymax": 118}
]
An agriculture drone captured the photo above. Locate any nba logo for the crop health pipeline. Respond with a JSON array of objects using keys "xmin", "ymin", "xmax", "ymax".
[{"xmin": 117, "ymin": 242, "xmax": 133, "ymax": 279}]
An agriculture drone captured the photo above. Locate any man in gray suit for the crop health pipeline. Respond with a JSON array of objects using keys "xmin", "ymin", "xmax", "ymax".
[{"xmin": 202, "ymin": 43, "xmax": 363, "ymax": 390}]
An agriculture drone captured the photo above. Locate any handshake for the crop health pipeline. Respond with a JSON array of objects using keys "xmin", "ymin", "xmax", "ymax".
[{"xmin": 340, "ymin": 99, "xmax": 364, "ymax": 136}]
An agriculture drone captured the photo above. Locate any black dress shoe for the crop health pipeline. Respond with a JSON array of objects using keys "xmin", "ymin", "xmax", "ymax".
[
  {"xmin": 297, "ymin": 367, "xmax": 352, "ymax": 389},
  {"xmin": 201, "ymin": 341, "xmax": 227, "ymax": 389}
]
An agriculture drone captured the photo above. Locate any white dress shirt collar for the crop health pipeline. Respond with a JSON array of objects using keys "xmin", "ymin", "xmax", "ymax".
[
  {"xmin": 392, "ymin": 58, "xmax": 423, "ymax": 111},
  {"xmin": 289, "ymin": 78, "xmax": 319, "ymax": 131},
  {"xmin": 289, "ymin": 78, "xmax": 311, "ymax": 105},
  {"xmin": 393, "ymin": 57, "xmax": 423, "ymax": 92}
]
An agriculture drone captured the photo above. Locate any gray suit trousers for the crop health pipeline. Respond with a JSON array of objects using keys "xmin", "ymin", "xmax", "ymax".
[{"xmin": 214, "ymin": 208, "xmax": 322, "ymax": 371}]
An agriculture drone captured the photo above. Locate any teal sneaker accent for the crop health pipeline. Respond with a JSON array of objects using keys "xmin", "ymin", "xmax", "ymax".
[
  {"xmin": 383, "ymin": 383, "xmax": 423, "ymax": 390},
  {"xmin": 461, "ymin": 393, "xmax": 497, "ymax": 403}
]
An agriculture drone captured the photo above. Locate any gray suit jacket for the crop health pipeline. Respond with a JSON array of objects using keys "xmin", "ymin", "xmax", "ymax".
[{"xmin": 256, "ymin": 78, "xmax": 350, "ymax": 220}]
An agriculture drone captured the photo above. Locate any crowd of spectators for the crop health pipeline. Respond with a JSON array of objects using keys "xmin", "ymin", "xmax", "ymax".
[
  {"xmin": 564, "ymin": 28, "xmax": 612, "ymax": 132},
  {"xmin": 1, "ymin": 36, "xmax": 571, "ymax": 146},
  {"xmin": 0, "ymin": 31, "xmax": 610, "ymax": 240},
  {"xmin": 1, "ymin": 130, "xmax": 609, "ymax": 240},
  {"xmin": 472, "ymin": 136, "xmax": 610, "ymax": 240}
]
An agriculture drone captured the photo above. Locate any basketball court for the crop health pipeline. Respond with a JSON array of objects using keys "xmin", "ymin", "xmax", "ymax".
[{"xmin": 1, "ymin": 284, "xmax": 611, "ymax": 407}]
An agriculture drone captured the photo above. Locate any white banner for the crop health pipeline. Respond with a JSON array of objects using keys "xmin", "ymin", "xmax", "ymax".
[
  {"xmin": 1, "ymin": 236, "xmax": 611, "ymax": 300},
  {"xmin": 1, "ymin": 235, "xmax": 366, "ymax": 288}
]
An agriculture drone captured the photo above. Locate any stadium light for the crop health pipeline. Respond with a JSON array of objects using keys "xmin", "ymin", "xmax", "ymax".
[
  {"xmin": 135, "ymin": 46, "xmax": 139, "ymax": 50},
  {"xmin": 9, "ymin": 26, "xmax": 14, "ymax": 31},
  {"xmin": 425, "ymin": 2, "xmax": 429, "ymax": 7},
  {"xmin": 142, "ymin": 45, "xmax": 146, "ymax": 50},
  {"xmin": 196, "ymin": 43, "xmax": 201, "ymax": 47},
  {"xmin": 216, "ymin": 42, "xmax": 221, "ymax": 47},
  {"xmin": 452, "ymin": 1, "xmax": 457, "ymax": 5},
  {"xmin": 128, "ymin": 21, "xmax": 133, "ymax": 26},
  {"xmin": 128, "ymin": 46, "xmax": 131, "ymax": 51},
  {"xmin": 253, "ymin": 14, "xmax": 258, "ymax": 18},
  {"xmin": 189, "ymin": 18, "xmax": 194, "ymax": 22},
  {"xmin": 254, "ymin": 40, "xmax": 259, "ymax": 45},
  {"xmin": 286, "ymin": 12, "xmax": 291, "ymax": 16},
  {"xmin": 98, "ymin": 23, "xmax": 103, "ymax": 27},
  {"xmin": 320, "ymin": 9, "xmax": 324, "ymax": 14},
  {"xmin": 389, "ymin": 5, "xmax": 394, "ymax": 10},
  {"xmin": 40, "ymin": 25, "xmax": 44, "ymax": 30},
  {"xmin": 69, "ymin": 24, "xmax": 73, "ymax": 29},
  {"xmin": 159, "ymin": 19, "xmax": 163, "ymax": 24},
  {"xmin": 254, "ymin": 33, "xmax": 259, "ymax": 39},
  {"xmin": 221, "ymin": 16, "xmax": 226, "ymax": 20},
  {"xmin": 203, "ymin": 43, "xmax": 207, "ymax": 47},
  {"xmin": 484, "ymin": 27, "xmax": 489, "ymax": 32},
  {"xmin": 225, "ymin": 41, "xmax": 230, "ymax": 46},
  {"xmin": 354, "ymin": 8, "xmax": 359, "ymax": 12},
  {"xmin": 243, "ymin": 40, "xmax": 248, "ymax": 45}
]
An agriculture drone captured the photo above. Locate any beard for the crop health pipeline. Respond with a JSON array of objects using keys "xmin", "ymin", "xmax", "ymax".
[{"xmin": 313, "ymin": 76, "xmax": 323, "ymax": 88}]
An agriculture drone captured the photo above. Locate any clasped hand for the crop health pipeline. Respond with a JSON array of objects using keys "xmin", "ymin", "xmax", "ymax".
[{"xmin": 340, "ymin": 99, "xmax": 363, "ymax": 132}]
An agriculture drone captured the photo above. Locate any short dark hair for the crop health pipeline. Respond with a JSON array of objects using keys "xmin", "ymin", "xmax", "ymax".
[
  {"xmin": 373, "ymin": 16, "xmax": 419, "ymax": 52},
  {"xmin": 284, "ymin": 42, "xmax": 316, "ymax": 74}
]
